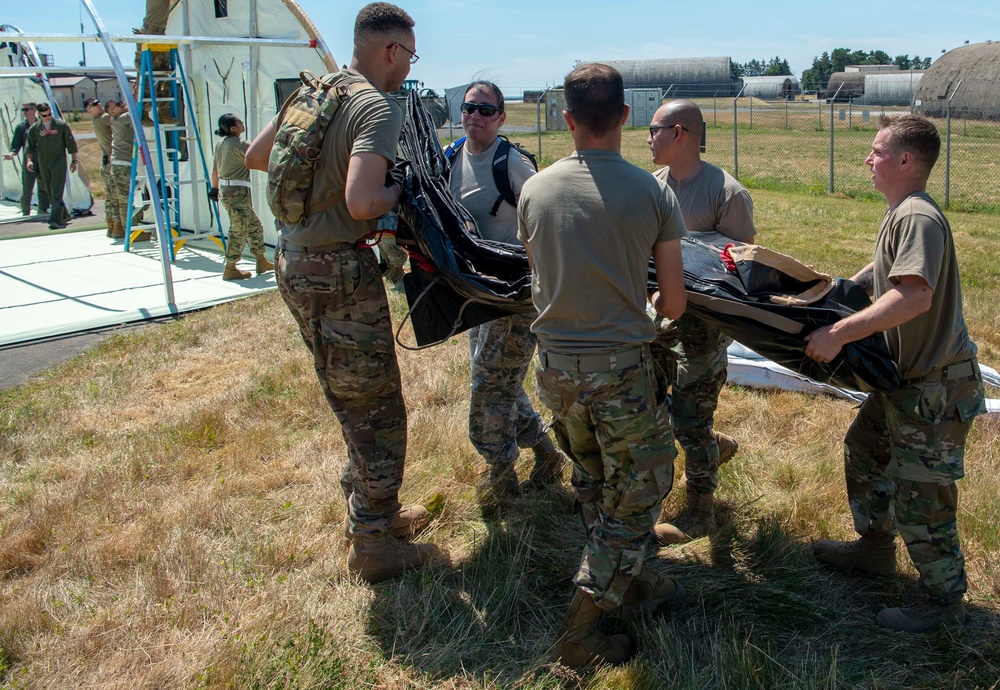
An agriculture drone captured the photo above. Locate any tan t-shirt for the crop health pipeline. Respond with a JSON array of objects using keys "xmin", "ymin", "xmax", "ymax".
[
  {"xmin": 215, "ymin": 136, "xmax": 250, "ymax": 182},
  {"xmin": 92, "ymin": 113, "xmax": 112, "ymax": 157},
  {"xmin": 449, "ymin": 137, "xmax": 535, "ymax": 245},
  {"xmin": 517, "ymin": 150, "xmax": 687, "ymax": 353},
  {"xmin": 654, "ymin": 162, "xmax": 755, "ymax": 242},
  {"xmin": 110, "ymin": 113, "xmax": 133, "ymax": 162},
  {"xmin": 874, "ymin": 191, "xmax": 976, "ymax": 380},
  {"xmin": 278, "ymin": 69, "xmax": 402, "ymax": 246}
]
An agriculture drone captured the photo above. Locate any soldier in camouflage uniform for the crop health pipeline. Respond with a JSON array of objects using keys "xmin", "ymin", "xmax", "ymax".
[
  {"xmin": 449, "ymin": 81, "xmax": 565, "ymax": 512},
  {"xmin": 248, "ymin": 3, "xmax": 439, "ymax": 585},
  {"xmin": 807, "ymin": 115, "xmax": 987, "ymax": 633},
  {"xmin": 517, "ymin": 63, "xmax": 688, "ymax": 670},
  {"xmin": 86, "ymin": 98, "xmax": 123, "ymax": 238},
  {"xmin": 107, "ymin": 100, "xmax": 151, "ymax": 243},
  {"xmin": 645, "ymin": 100, "xmax": 756, "ymax": 545},
  {"xmin": 210, "ymin": 113, "xmax": 273, "ymax": 280}
]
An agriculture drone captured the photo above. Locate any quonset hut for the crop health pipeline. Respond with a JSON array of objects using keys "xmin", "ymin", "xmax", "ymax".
[
  {"xmin": 824, "ymin": 72, "xmax": 866, "ymax": 101},
  {"xmin": 595, "ymin": 58, "xmax": 735, "ymax": 97},
  {"xmin": 914, "ymin": 41, "xmax": 1000, "ymax": 121},
  {"xmin": 738, "ymin": 75, "xmax": 801, "ymax": 100},
  {"xmin": 853, "ymin": 73, "xmax": 922, "ymax": 106}
]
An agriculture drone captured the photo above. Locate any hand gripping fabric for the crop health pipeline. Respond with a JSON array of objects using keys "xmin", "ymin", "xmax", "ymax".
[{"xmin": 266, "ymin": 70, "xmax": 373, "ymax": 225}]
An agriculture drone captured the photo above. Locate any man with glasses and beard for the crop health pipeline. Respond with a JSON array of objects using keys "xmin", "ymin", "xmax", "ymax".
[
  {"xmin": 25, "ymin": 103, "xmax": 78, "ymax": 230},
  {"xmin": 4, "ymin": 102, "xmax": 48, "ymax": 217},
  {"xmin": 447, "ymin": 81, "xmax": 565, "ymax": 514}
]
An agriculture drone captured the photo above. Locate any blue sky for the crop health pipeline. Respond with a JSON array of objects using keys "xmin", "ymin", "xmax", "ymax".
[{"xmin": 4, "ymin": 1, "xmax": 997, "ymax": 95}]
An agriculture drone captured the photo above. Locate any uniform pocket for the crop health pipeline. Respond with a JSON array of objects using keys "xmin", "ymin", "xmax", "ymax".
[{"xmin": 321, "ymin": 318, "xmax": 398, "ymax": 401}]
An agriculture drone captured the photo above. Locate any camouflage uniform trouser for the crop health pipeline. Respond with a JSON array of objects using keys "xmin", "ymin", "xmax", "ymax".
[
  {"xmin": 221, "ymin": 187, "xmax": 265, "ymax": 263},
  {"xmin": 536, "ymin": 346, "xmax": 676, "ymax": 610},
  {"xmin": 843, "ymin": 359, "xmax": 986, "ymax": 604},
  {"xmin": 650, "ymin": 311, "xmax": 732, "ymax": 494},
  {"xmin": 37, "ymin": 159, "xmax": 69, "ymax": 226},
  {"xmin": 468, "ymin": 312, "xmax": 547, "ymax": 467},
  {"xmin": 109, "ymin": 164, "xmax": 133, "ymax": 230},
  {"xmin": 101, "ymin": 162, "xmax": 123, "ymax": 229},
  {"xmin": 276, "ymin": 243, "xmax": 407, "ymax": 538}
]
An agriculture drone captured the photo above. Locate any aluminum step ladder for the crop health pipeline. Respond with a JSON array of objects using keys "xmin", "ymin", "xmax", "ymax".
[{"xmin": 125, "ymin": 43, "xmax": 226, "ymax": 259}]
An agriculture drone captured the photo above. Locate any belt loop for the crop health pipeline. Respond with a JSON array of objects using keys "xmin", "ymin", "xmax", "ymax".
[{"xmin": 608, "ymin": 354, "xmax": 618, "ymax": 371}]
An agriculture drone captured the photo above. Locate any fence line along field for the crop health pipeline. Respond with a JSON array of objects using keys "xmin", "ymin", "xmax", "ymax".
[{"xmin": 2, "ymin": 148, "xmax": 1000, "ymax": 685}]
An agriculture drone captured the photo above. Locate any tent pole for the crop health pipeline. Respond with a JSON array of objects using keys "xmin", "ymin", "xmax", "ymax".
[{"xmin": 79, "ymin": 0, "xmax": 177, "ymax": 310}]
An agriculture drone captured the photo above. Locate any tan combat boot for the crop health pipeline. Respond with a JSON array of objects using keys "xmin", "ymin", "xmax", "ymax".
[
  {"xmin": 653, "ymin": 490, "xmax": 717, "ymax": 546},
  {"xmin": 678, "ymin": 430, "xmax": 739, "ymax": 490},
  {"xmin": 342, "ymin": 504, "xmax": 432, "ymax": 544},
  {"xmin": 620, "ymin": 566, "xmax": 685, "ymax": 618},
  {"xmin": 110, "ymin": 220, "xmax": 125, "ymax": 239},
  {"xmin": 812, "ymin": 533, "xmax": 896, "ymax": 577},
  {"xmin": 223, "ymin": 262, "xmax": 251, "ymax": 281},
  {"xmin": 131, "ymin": 229, "xmax": 152, "ymax": 243},
  {"xmin": 346, "ymin": 533, "xmax": 441, "ymax": 584},
  {"xmin": 876, "ymin": 599, "xmax": 966, "ymax": 633},
  {"xmin": 549, "ymin": 589, "xmax": 634, "ymax": 669},
  {"xmin": 255, "ymin": 252, "xmax": 274, "ymax": 274},
  {"xmin": 521, "ymin": 435, "xmax": 565, "ymax": 491}
]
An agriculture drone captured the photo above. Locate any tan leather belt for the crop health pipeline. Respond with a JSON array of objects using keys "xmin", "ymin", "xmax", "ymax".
[{"xmin": 538, "ymin": 346, "xmax": 645, "ymax": 373}]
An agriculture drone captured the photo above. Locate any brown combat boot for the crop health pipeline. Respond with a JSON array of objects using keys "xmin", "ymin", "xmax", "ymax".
[
  {"xmin": 678, "ymin": 430, "xmax": 739, "ymax": 489},
  {"xmin": 346, "ymin": 533, "xmax": 441, "ymax": 584},
  {"xmin": 620, "ymin": 567, "xmax": 685, "ymax": 618},
  {"xmin": 157, "ymin": 102, "xmax": 178, "ymax": 125},
  {"xmin": 653, "ymin": 490, "xmax": 717, "ymax": 546},
  {"xmin": 342, "ymin": 504, "xmax": 432, "ymax": 544},
  {"xmin": 521, "ymin": 435, "xmax": 565, "ymax": 490},
  {"xmin": 876, "ymin": 599, "xmax": 966, "ymax": 633},
  {"xmin": 255, "ymin": 252, "xmax": 274, "ymax": 274},
  {"xmin": 110, "ymin": 221, "xmax": 125, "ymax": 239},
  {"xmin": 223, "ymin": 262, "xmax": 251, "ymax": 281},
  {"xmin": 549, "ymin": 589, "xmax": 634, "ymax": 670},
  {"xmin": 812, "ymin": 533, "xmax": 896, "ymax": 577}
]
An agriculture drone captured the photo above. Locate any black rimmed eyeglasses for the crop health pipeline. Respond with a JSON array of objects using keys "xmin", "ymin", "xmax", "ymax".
[
  {"xmin": 649, "ymin": 123, "xmax": 689, "ymax": 137},
  {"xmin": 461, "ymin": 102, "xmax": 501, "ymax": 117},
  {"xmin": 387, "ymin": 42, "xmax": 419, "ymax": 64}
]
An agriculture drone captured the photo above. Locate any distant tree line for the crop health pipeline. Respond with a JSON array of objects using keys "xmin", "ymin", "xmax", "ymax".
[
  {"xmin": 801, "ymin": 49, "xmax": 934, "ymax": 88},
  {"xmin": 731, "ymin": 56, "xmax": 792, "ymax": 78}
]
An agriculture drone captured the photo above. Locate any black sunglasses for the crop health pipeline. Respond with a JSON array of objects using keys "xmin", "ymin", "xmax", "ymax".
[
  {"xmin": 461, "ymin": 102, "xmax": 500, "ymax": 117},
  {"xmin": 22, "ymin": 107, "xmax": 35, "ymax": 112}
]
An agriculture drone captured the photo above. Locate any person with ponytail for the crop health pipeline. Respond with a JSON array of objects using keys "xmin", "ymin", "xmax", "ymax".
[{"xmin": 210, "ymin": 113, "xmax": 273, "ymax": 280}]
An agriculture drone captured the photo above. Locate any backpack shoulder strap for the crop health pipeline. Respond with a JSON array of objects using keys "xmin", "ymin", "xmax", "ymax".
[{"xmin": 489, "ymin": 137, "xmax": 515, "ymax": 217}]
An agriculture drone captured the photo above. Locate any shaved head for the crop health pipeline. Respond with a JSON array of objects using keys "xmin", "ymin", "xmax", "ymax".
[{"xmin": 654, "ymin": 99, "xmax": 703, "ymax": 139}]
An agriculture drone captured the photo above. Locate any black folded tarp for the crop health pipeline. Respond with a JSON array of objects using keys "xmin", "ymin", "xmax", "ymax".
[{"xmin": 394, "ymin": 92, "xmax": 898, "ymax": 392}]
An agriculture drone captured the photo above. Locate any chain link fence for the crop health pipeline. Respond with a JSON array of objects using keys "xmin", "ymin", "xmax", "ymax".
[{"xmin": 512, "ymin": 84, "xmax": 1000, "ymax": 213}]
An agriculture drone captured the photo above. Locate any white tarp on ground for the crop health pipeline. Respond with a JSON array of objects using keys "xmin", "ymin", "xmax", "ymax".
[
  {"xmin": 727, "ymin": 342, "xmax": 1000, "ymax": 415},
  {"xmin": 0, "ymin": 37, "xmax": 94, "ymax": 214},
  {"xmin": 0, "ymin": 222, "xmax": 275, "ymax": 346},
  {"xmin": 163, "ymin": 0, "xmax": 336, "ymax": 245}
]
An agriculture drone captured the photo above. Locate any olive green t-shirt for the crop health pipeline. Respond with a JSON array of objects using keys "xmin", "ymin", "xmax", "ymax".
[
  {"xmin": 517, "ymin": 150, "xmax": 687, "ymax": 353},
  {"xmin": 110, "ymin": 113, "xmax": 133, "ymax": 162},
  {"xmin": 92, "ymin": 112, "xmax": 112, "ymax": 157},
  {"xmin": 653, "ymin": 161, "xmax": 755, "ymax": 242},
  {"xmin": 278, "ymin": 69, "xmax": 402, "ymax": 246},
  {"xmin": 874, "ymin": 191, "xmax": 976, "ymax": 380},
  {"xmin": 214, "ymin": 136, "xmax": 250, "ymax": 182}
]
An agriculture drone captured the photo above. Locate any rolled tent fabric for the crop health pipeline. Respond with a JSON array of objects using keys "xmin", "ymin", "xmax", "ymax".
[{"xmin": 395, "ymin": 92, "xmax": 899, "ymax": 392}]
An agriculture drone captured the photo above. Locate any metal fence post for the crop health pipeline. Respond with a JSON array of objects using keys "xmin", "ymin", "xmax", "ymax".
[
  {"xmin": 944, "ymin": 80, "xmax": 963, "ymax": 209},
  {"xmin": 733, "ymin": 85, "xmax": 745, "ymax": 178},
  {"xmin": 536, "ymin": 91, "xmax": 543, "ymax": 163},
  {"xmin": 829, "ymin": 84, "xmax": 844, "ymax": 193}
]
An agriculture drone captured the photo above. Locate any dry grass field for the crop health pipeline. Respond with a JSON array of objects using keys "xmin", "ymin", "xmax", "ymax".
[{"xmin": 2, "ymin": 176, "xmax": 1000, "ymax": 684}]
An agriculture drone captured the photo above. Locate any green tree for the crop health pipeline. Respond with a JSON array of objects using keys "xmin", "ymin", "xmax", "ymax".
[
  {"xmin": 801, "ymin": 52, "xmax": 832, "ymax": 90},
  {"xmin": 764, "ymin": 56, "xmax": 792, "ymax": 76}
]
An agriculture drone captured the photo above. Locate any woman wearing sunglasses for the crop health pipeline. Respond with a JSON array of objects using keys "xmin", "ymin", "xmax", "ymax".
[{"xmin": 448, "ymin": 81, "xmax": 565, "ymax": 513}]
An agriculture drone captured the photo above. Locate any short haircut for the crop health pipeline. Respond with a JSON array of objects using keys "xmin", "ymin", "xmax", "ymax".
[
  {"xmin": 465, "ymin": 81, "xmax": 504, "ymax": 113},
  {"xmin": 878, "ymin": 114, "xmax": 940, "ymax": 174},
  {"xmin": 105, "ymin": 99, "xmax": 118, "ymax": 111},
  {"xmin": 354, "ymin": 3, "xmax": 414, "ymax": 44},
  {"xmin": 21, "ymin": 102, "xmax": 36, "ymax": 110},
  {"xmin": 36, "ymin": 102, "xmax": 51, "ymax": 113},
  {"xmin": 564, "ymin": 63, "xmax": 624, "ymax": 137},
  {"xmin": 84, "ymin": 98, "xmax": 99, "ymax": 109}
]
